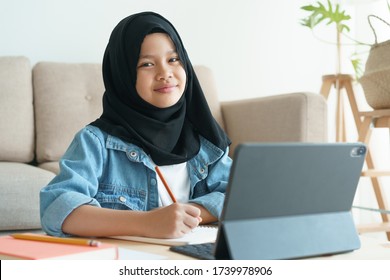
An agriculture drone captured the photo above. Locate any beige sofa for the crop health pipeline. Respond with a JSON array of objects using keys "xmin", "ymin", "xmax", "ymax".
[{"xmin": 0, "ymin": 56, "xmax": 327, "ymax": 231}]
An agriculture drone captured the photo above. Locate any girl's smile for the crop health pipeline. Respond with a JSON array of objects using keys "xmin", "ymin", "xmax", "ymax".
[{"xmin": 154, "ymin": 84, "xmax": 178, "ymax": 94}]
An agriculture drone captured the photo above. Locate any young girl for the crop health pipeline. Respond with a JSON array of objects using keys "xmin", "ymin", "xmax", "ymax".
[{"xmin": 40, "ymin": 12, "xmax": 232, "ymax": 238}]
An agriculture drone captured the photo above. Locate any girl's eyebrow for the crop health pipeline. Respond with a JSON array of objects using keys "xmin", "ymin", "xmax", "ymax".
[{"xmin": 139, "ymin": 50, "xmax": 177, "ymax": 59}]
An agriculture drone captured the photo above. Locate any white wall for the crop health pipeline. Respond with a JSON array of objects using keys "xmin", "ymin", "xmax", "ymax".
[{"xmin": 0, "ymin": 0, "xmax": 342, "ymax": 101}]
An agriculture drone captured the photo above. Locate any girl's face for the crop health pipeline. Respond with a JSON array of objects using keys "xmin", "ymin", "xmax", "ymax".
[{"xmin": 136, "ymin": 33, "xmax": 187, "ymax": 108}]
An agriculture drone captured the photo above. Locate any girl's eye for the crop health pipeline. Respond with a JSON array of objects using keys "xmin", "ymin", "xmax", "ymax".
[
  {"xmin": 169, "ymin": 57, "xmax": 180, "ymax": 63},
  {"xmin": 138, "ymin": 62, "xmax": 153, "ymax": 68}
]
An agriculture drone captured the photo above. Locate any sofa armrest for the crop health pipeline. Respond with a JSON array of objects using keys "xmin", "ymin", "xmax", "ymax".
[{"xmin": 221, "ymin": 92, "xmax": 327, "ymax": 154}]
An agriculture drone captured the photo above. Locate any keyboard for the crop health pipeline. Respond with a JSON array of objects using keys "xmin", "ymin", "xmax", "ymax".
[{"xmin": 170, "ymin": 242, "xmax": 215, "ymax": 260}]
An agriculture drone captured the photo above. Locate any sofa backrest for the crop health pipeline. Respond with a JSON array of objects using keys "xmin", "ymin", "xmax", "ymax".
[
  {"xmin": 193, "ymin": 65, "xmax": 224, "ymax": 129},
  {"xmin": 33, "ymin": 62, "xmax": 104, "ymax": 164},
  {"xmin": 33, "ymin": 62, "xmax": 224, "ymax": 164},
  {"xmin": 0, "ymin": 56, "xmax": 35, "ymax": 163}
]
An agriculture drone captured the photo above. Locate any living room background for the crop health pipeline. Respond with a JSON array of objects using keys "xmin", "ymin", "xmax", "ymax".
[{"xmin": 1, "ymin": 0, "xmax": 389, "ymax": 238}]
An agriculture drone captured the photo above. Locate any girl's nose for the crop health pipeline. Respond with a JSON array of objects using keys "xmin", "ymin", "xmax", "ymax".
[{"xmin": 156, "ymin": 64, "xmax": 173, "ymax": 81}]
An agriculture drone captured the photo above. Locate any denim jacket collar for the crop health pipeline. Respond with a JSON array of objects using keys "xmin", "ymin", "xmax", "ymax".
[{"xmin": 105, "ymin": 133, "xmax": 224, "ymax": 172}]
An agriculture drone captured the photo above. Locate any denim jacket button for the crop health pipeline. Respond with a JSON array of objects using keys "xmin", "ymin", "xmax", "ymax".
[
  {"xmin": 150, "ymin": 178, "xmax": 157, "ymax": 185},
  {"xmin": 199, "ymin": 168, "xmax": 205, "ymax": 174},
  {"xmin": 130, "ymin": 151, "xmax": 137, "ymax": 158},
  {"xmin": 119, "ymin": 196, "xmax": 126, "ymax": 202}
]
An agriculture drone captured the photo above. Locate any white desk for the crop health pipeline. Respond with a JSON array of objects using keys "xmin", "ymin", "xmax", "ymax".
[
  {"xmin": 98, "ymin": 235, "xmax": 390, "ymax": 260},
  {"xmin": 314, "ymin": 236, "xmax": 390, "ymax": 260},
  {"xmin": 2, "ymin": 231, "xmax": 389, "ymax": 260}
]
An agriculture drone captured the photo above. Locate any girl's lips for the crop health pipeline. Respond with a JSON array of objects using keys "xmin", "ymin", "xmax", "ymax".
[{"xmin": 154, "ymin": 85, "xmax": 177, "ymax": 93}]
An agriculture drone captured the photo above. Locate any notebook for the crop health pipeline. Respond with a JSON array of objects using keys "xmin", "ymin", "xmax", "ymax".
[
  {"xmin": 0, "ymin": 234, "xmax": 118, "ymax": 260},
  {"xmin": 108, "ymin": 225, "xmax": 217, "ymax": 246},
  {"xmin": 170, "ymin": 142, "xmax": 366, "ymax": 260}
]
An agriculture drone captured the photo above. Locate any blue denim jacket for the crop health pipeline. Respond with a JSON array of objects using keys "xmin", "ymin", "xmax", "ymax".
[{"xmin": 40, "ymin": 125, "xmax": 232, "ymax": 236}]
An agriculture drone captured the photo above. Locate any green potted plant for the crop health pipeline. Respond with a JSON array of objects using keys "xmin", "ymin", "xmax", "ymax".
[
  {"xmin": 300, "ymin": 0, "xmax": 372, "ymax": 142},
  {"xmin": 301, "ymin": 0, "xmax": 390, "ymax": 109},
  {"xmin": 301, "ymin": 0, "xmax": 352, "ymax": 75},
  {"xmin": 300, "ymin": 0, "xmax": 368, "ymax": 78}
]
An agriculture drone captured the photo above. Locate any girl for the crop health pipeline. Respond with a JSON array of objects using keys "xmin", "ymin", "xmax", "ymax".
[{"xmin": 40, "ymin": 12, "xmax": 232, "ymax": 238}]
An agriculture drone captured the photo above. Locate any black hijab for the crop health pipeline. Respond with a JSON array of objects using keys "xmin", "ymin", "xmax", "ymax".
[{"xmin": 91, "ymin": 12, "xmax": 230, "ymax": 165}]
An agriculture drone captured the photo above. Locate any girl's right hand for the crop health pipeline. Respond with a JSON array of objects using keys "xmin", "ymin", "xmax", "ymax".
[{"xmin": 142, "ymin": 203, "xmax": 202, "ymax": 238}]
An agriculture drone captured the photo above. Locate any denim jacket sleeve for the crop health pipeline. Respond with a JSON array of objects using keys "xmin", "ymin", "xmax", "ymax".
[
  {"xmin": 188, "ymin": 141, "xmax": 232, "ymax": 219},
  {"xmin": 40, "ymin": 127, "xmax": 105, "ymax": 236}
]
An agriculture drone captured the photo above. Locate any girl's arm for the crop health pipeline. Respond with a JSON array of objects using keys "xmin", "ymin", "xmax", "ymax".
[{"xmin": 62, "ymin": 203, "xmax": 201, "ymax": 238}]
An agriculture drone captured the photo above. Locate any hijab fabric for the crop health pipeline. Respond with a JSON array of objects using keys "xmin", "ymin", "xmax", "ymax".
[{"xmin": 91, "ymin": 12, "xmax": 230, "ymax": 165}]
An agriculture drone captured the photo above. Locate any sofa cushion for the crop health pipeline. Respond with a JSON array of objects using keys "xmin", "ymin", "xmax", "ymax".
[
  {"xmin": 33, "ymin": 62, "xmax": 104, "ymax": 163},
  {"xmin": 38, "ymin": 162, "xmax": 60, "ymax": 174},
  {"xmin": 0, "ymin": 162, "xmax": 55, "ymax": 230},
  {"xmin": 0, "ymin": 56, "xmax": 35, "ymax": 162},
  {"xmin": 222, "ymin": 92, "xmax": 328, "ymax": 153},
  {"xmin": 193, "ymin": 65, "xmax": 225, "ymax": 130}
]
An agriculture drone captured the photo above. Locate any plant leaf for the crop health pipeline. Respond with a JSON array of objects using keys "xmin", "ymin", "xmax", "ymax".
[
  {"xmin": 300, "ymin": 0, "xmax": 351, "ymax": 32},
  {"xmin": 351, "ymin": 57, "xmax": 364, "ymax": 80}
]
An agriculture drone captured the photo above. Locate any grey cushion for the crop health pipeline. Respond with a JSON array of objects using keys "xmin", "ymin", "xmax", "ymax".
[
  {"xmin": 33, "ymin": 62, "xmax": 104, "ymax": 163},
  {"xmin": 0, "ymin": 56, "xmax": 34, "ymax": 162},
  {"xmin": 222, "ymin": 92, "xmax": 328, "ymax": 154},
  {"xmin": 0, "ymin": 162, "xmax": 55, "ymax": 230},
  {"xmin": 38, "ymin": 162, "xmax": 60, "ymax": 175},
  {"xmin": 194, "ymin": 65, "xmax": 224, "ymax": 129}
]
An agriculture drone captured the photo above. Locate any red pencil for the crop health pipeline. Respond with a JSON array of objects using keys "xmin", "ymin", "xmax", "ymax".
[{"xmin": 155, "ymin": 166, "xmax": 177, "ymax": 203}]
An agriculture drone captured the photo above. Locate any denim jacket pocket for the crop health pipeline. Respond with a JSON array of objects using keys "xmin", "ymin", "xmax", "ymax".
[{"xmin": 95, "ymin": 184, "xmax": 147, "ymax": 211}]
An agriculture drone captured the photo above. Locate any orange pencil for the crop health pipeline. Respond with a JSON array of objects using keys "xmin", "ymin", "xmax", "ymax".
[
  {"xmin": 155, "ymin": 166, "xmax": 177, "ymax": 203},
  {"xmin": 11, "ymin": 233, "xmax": 101, "ymax": 247}
]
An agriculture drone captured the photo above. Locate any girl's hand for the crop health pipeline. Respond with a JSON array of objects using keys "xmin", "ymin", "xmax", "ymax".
[{"xmin": 142, "ymin": 203, "xmax": 201, "ymax": 238}]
